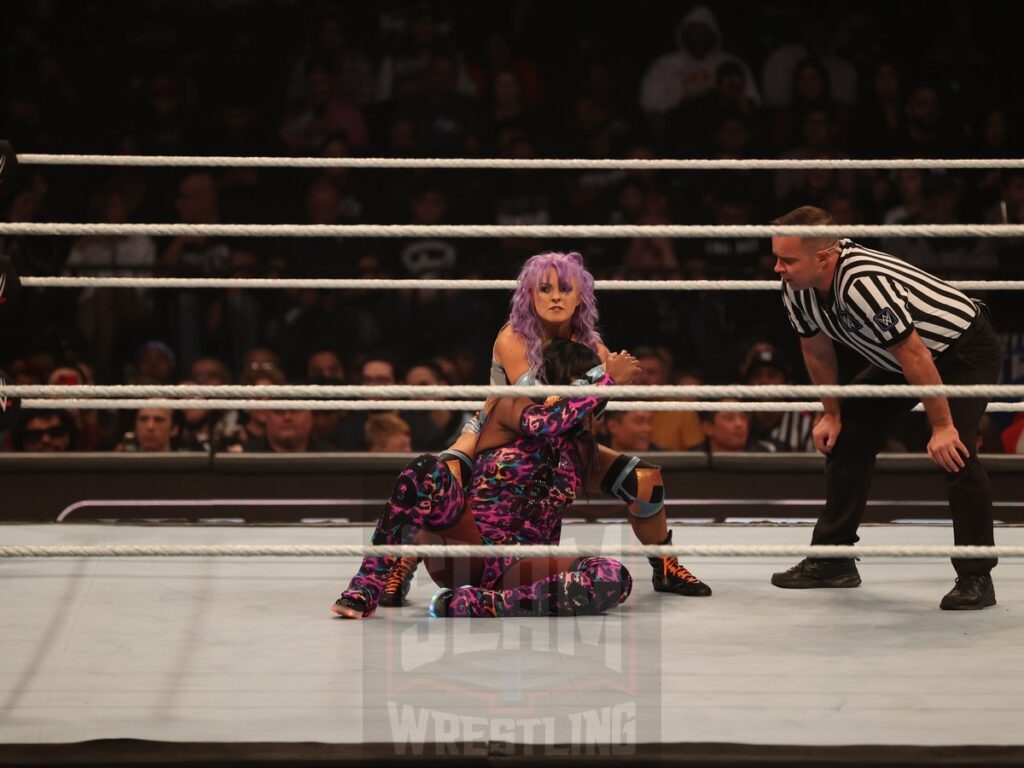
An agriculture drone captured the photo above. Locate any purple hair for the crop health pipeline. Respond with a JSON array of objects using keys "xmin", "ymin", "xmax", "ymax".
[{"xmin": 509, "ymin": 251, "xmax": 603, "ymax": 374}]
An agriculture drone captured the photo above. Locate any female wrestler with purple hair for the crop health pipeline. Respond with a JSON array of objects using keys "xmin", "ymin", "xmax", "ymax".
[
  {"xmin": 333, "ymin": 339, "xmax": 640, "ymax": 618},
  {"xmin": 486, "ymin": 251, "xmax": 711, "ymax": 597},
  {"xmin": 372, "ymin": 250, "xmax": 709, "ymax": 608}
]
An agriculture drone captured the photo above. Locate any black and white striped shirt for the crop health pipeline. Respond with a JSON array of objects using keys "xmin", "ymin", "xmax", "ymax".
[
  {"xmin": 772, "ymin": 411, "xmax": 817, "ymax": 452},
  {"xmin": 782, "ymin": 239, "xmax": 978, "ymax": 373}
]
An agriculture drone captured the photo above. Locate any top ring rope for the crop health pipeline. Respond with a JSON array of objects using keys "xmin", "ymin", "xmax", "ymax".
[
  {"xmin": 18, "ymin": 277, "xmax": 1024, "ymax": 291},
  {"xmin": 0, "ymin": 544, "xmax": 1020, "ymax": 559},
  {"xmin": 17, "ymin": 154, "xmax": 1024, "ymax": 170},
  {"xmin": 2, "ymin": 223, "xmax": 1024, "ymax": 238},
  {"xmin": 5, "ymin": 384, "xmax": 1024, "ymax": 399},
  {"xmin": 19, "ymin": 398, "xmax": 1024, "ymax": 413}
]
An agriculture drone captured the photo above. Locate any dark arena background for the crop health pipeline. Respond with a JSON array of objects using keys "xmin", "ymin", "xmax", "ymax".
[{"xmin": 2, "ymin": 2, "xmax": 1024, "ymax": 767}]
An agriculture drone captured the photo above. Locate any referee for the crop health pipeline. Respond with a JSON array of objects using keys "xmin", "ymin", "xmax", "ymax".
[{"xmin": 769, "ymin": 205, "xmax": 1002, "ymax": 610}]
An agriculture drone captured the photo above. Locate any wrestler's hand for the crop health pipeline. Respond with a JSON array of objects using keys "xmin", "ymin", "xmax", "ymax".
[
  {"xmin": 605, "ymin": 351, "xmax": 641, "ymax": 384},
  {"xmin": 812, "ymin": 412, "xmax": 842, "ymax": 454},
  {"xmin": 928, "ymin": 424, "xmax": 969, "ymax": 473}
]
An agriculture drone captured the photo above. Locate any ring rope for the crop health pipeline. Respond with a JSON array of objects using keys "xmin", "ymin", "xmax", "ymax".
[
  {"xmin": 5, "ymin": 384, "xmax": 1024, "ymax": 399},
  {"xmin": 19, "ymin": 276, "xmax": 1024, "ymax": 292},
  {"xmin": 3, "ymin": 223, "xmax": 1024, "ymax": 238},
  {"xmin": 0, "ymin": 544, "xmax": 1017, "ymax": 559},
  {"xmin": 18, "ymin": 154, "xmax": 1024, "ymax": 170},
  {"xmin": 18, "ymin": 398, "xmax": 1024, "ymax": 413}
]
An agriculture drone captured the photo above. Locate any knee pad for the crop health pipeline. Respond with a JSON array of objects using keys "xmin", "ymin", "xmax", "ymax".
[
  {"xmin": 437, "ymin": 449, "xmax": 473, "ymax": 488},
  {"xmin": 601, "ymin": 454, "xmax": 664, "ymax": 519}
]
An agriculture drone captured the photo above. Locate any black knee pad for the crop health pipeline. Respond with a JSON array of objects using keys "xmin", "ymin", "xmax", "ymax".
[{"xmin": 600, "ymin": 454, "xmax": 665, "ymax": 519}]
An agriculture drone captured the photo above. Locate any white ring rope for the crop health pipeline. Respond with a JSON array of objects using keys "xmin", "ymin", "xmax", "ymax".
[
  {"xmin": 0, "ymin": 544, "xmax": 1017, "ymax": 559},
  {"xmin": 19, "ymin": 398, "xmax": 1024, "ymax": 413},
  {"xmin": 5, "ymin": 384, "xmax": 1024, "ymax": 399},
  {"xmin": 19, "ymin": 276, "xmax": 1024, "ymax": 292},
  {"xmin": 18, "ymin": 154, "xmax": 1024, "ymax": 170},
  {"xmin": 3, "ymin": 223, "xmax": 1024, "ymax": 238}
]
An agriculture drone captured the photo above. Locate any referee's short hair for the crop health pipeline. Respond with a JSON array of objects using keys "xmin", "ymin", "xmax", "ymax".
[{"xmin": 771, "ymin": 205, "xmax": 835, "ymax": 250}]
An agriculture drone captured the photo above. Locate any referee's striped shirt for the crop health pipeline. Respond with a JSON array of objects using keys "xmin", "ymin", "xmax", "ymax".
[{"xmin": 781, "ymin": 239, "xmax": 978, "ymax": 374}]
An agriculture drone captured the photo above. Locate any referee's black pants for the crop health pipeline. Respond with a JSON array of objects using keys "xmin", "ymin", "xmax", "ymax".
[{"xmin": 810, "ymin": 311, "xmax": 1003, "ymax": 576}]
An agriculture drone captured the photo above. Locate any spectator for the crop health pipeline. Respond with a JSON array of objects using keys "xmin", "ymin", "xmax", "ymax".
[
  {"xmin": 761, "ymin": 14, "xmax": 857, "ymax": 110},
  {"xmin": 243, "ymin": 407, "xmax": 336, "ymax": 453},
  {"xmin": 365, "ymin": 412, "xmax": 413, "ymax": 452},
  {"xmin": 12, "ymin": 409, "xmax": 77, "ymax": 453},
  {"xmin": 122, "ymin": 407, "xmax": 181, "ymax": 452},
  {"xmin": 605, "ymin": 410, "xmax": 657, "ymax": 453},
  {"xmin": 883, "ymin": 169, "xmax": 927, "ymax": 225},
  {"xmin": 391, "ymin": 51, "xmax": 480, "ymax": 156},
  {"xmin": 668, "ymin": 60, "xmax": 761, "ymax": 158},
  {"xmin": 896, "ymin": 83, "xmax": 953, "ymax": 158},
  {"xmin": 769, "ymin": 55, "xmax": 850, "ymax": 152},
  {"xmin": 467, "ymin": 31, "xmax": 542, "ymax": 109},
  {"xmin": 157, "ymin": 173, "xmax": 232, "ymax": 371},
  {"xmin": 319, "ymin": 133, "xmax": 367, "ymax": 224},
  {"xmin": 280, "ymin": 59, "xmax": 367, "ymax": 152},
  {"xmin": 234, "ymin": 366, "xmax": 287, "ymax": 449},
  {"xmin": 397, "ymin": 180, "xmax": 459, "ymax": 278},
  {"xmin": 1002, "ymin": 415, "xmax": 1024, "ymax": 454},
  {"xmin": 139, "ymin": 74, "xmax": 192, "ymax": 154},
  {"xmin": 285, "ymin": 12, "xmax": 376, "ymax": 106},
  {"xmin": 401, "ymin": 361, "xmax": 467, "ymax": 450},
  {"xmin": 697, "ymin": 402, "xmax": 781, "ymax": 454},
  {"xmin": 360, "ymin": 354, "xmax": 398, "ymax": 386},
  {"xmin": 376, "ymin": 6, "xmax": 474, "ymax": 102},
  {"xmin": 699, "ymin": 408, "xmax": 747, "ymax": 453},
  {"xmin": 632, "ymin": 346, "xmax": 703, "ymax": 451},
  {"xmin": 891, "ymin": 174, "xmax": 997, "ymax": 279},
  {"xmin": 743, "ymin": 347, "xmax": 815, "ymax": 452},
  {"xmin": 639, "ymin": 5, "xmax": 759, "ymax": 119},
  {"xmin": 306, "ymin": 347, "xmax": 345, "ymax": 382},
  {"xmin": 854, "ymin": 60, "xmax": 904, "ymax": 158},
  {"xmin": 191, "ymin": 356, "xmax": 232, "ymax": 385},
  {"xmin": 970, "ymin": 105, "xmax": 1017, "ymax": 214},
  {"xmin": 133, "ymin": 340, "xmax": 177, "ymax": 383},
  {"xmin": 774, "ymin": 106, "xmax": 856, "ymax": 204},
  {"xmin": 63, "ymin": 180, "xmax": 155, "ymax": 380},
  {"xmin": 46, "ymin": 365, "xmax": 108, "ymax": 451},
  {"xmin": 239, "ymin": 347, "xmax": 282, "ymax": 383},
  {"xmin": 177, "ymin": 376, "xmax": 242, "ymax": 451}
]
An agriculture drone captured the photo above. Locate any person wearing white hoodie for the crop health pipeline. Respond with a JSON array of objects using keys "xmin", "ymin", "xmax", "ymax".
[{"xmin": 639, "ymin": 6, "xmax": 760, "ymax": 115}]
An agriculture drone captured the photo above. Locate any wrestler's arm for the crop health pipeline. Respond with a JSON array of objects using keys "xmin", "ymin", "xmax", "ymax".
[
  {"xmin": 483, "ymin": 370, "xmax": 613, "ymax": 442},
  {"xmin": 444, "ymin": 328, "xmax": 529, "ymax": 457}
]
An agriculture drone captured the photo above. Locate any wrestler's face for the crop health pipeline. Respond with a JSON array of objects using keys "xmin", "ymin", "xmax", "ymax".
[
  {"xmin": 771, "ymin": 236, "xmax": 834, "ymax": 291},
  {"xmin": 533, "ymin": 267, "xmax": 579, "ymax": 328}
]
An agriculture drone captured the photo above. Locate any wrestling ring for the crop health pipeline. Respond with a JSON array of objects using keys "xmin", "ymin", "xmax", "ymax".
[{"xmin": 1, "ymin": 152, "xmax": 1024, "ymax": 767}]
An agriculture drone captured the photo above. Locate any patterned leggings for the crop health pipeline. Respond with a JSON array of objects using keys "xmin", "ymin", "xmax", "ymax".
[
  {"xmin": 341, "ymin": 454, "xmax": 633, "ymax": 617},
  {"xmin": 446, "ymin": 556, "xmax": 632, "ymax": 618}
]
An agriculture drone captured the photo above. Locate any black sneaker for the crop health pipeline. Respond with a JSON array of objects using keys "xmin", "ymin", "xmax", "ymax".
[
  {"xmin": 649, "ymin": 531, "xmax": 712, "ymax": 596},
  {"xmin": 771, "ymin": 558, "xmax": 861, "ymax": 589},
  {"xmin": 379, "ymin": 557, "xmax": 418, "ymax": 607},
  {"xmin": 940, "ymin": 574, "xmax": 996, "ymax": 610},
  {"xmin": 331, "ymin": 592, "xmax": 373, "ymax": 618}
]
